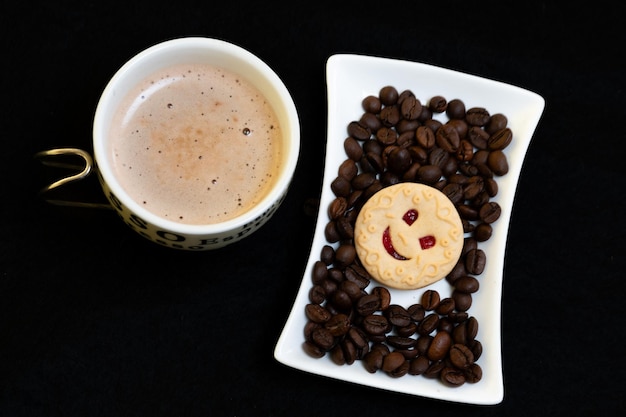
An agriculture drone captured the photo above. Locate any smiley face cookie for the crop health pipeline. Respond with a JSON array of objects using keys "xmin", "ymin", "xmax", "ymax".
[{"xmin": 354, "ymin": 183, "xmax": 464, "ymax": 290}]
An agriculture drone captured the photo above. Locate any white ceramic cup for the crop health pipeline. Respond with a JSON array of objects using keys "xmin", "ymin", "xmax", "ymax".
[{"xmin": 90, "ymin": 37, "xmax": 300, "ymax": 250}]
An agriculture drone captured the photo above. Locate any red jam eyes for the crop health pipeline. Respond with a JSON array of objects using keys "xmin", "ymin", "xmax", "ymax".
[
  {"xmin": 402, "ymin": 209, "xmax": 418, "ymax": 225},
  {"xmin": 419, "ymin": 235, "xmax": 436, "ymax": 250}
]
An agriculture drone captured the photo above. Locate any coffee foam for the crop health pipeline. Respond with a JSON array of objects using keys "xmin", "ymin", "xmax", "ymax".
[{"xmin": 109, "ymin": 63, "xmax": 283, "ymax": 225}]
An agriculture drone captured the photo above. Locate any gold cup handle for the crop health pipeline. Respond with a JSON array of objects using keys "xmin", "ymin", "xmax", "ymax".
[{"xmin": 34, "ymin": 148, "xmax": 112, "ymax": 209}]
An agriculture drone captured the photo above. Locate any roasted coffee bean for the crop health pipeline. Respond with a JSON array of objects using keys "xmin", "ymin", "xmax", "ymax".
[
  {"xmin": 436, "ymin": 124, "xmax": 460, "ymax": 152},
  {"xmin": 338, "ymin": 158, "xmax": 358, "ymax": 181},
  {"xmin": 397, "ymin": 89, "xmax": 415, "ymax": 104},
  {"xmin": 320, "ymin": 245, "xmax": 334, "ymax": 265},
  {"xmin": 417, "ymin": 164, "xmax": 442, "ymax": 185},
  {"xmin": 474, "ymin": 222, "xmax": 492, "ymax": 241},
  {"xmin": 457, "ymin": 204, "xmax": 479, "ymax": 221},
  {"xmin": 409, "ymin": 355, "xmax": 430, "ymax": 375},
  {"xmin": 335, "ymin": 216, "xmax": 354, "ymax": 240},
  {"xmin": 463, "ymin": 176, "xmax": 484, "ymax": 200},
  {"xmin": 364, "ymin": 151, "xmax": 384, "ymax": 173},
  {"xmin": 454, "ymin": 275, "xmax": 480, "ymax": 293},
  {"xmin": 452, "ymin": 289, "xmax": 473, "ymax": 311},
  {"xmin": 350, "ymin": 172, "xmax": 374, "ymax": 190},
  {"xmin": 464, "ymin": 363, "xmax": 483, "ymax": 383},
  {"xmin": 334, "ymin": 244, "xmax": 356, "ymax": 268},
  {"xmin": 466, "ymin": 316, "xmax": 479, "ymax": 341},
  {"xmin": 376, "ymin": 126, "xmax": 398, "ymax": 145},
  {"xmin": 347, "ymin": 121, "xmax": 371, "ymax": 140},
  {"xmin": 408, "ymin": 145, "xmax": 428, "ymax": 164},
  {"xmin": 440, "ymin": 366, "xmax": 466, "ymax": 386},
  {"xmin": 379, "ymin": 86, "xmax": 399, "ymax": 105},
  {"xmin": 340, "ymin": 280, "xmax": 363, "ymax": 301},
  {"xmin": 415, "ymin": 125, "xmax": 435, "ymax": 148},
  {"xmin": 465, "ymin": 107, "xmax": 490, "ymax": 126},
  {"xmin": 435, "ymin": 297, "xmax": 456, "ymax": 315},
  {"xmin": 467, "ymin": 126, "xmax": 489, "ymax": 149},
  {"xmin": 308, "ymin": 285, "xmax": 326, "ymax": 304},
  {"xmin": 329, "ymin": 344, "xmax": 346, "ymax": 365},
  {"xmin": 311, "ymin": 261, "xmax": 328, "ymax": 284},
  {"xmin": 363, "ymin": 349, "xmax": 384, "ymax": 373},
  {"xmin": 371, "ymin": 286, "xmax": 391, "ymax": 310},
  {"xmin": 396, "ymin": 118, "xmax": 420, "ymax": 134},
  {"xmin": 302, "ymin": 341, "xmax": 325, "ymax": 358},
  {"xmin": 442, "ymin": 183, "xmax": 464, "ymax": 205},
  {"xmin": 348, "ymin": 327, "xmax": 369, "ymax": 351},
  {"xmin": 456, "ymin": 139, "xmax": 474, "ymax": 161},
  {"xmin": 447, "ymin": 119, "xmax": 468, "ymax": 139},
  {"xmin": 356, "ymin": 294, "xmax": 381, "ymax": 316},
  {"xmin": 421, "ymin": 290, "xmax": 440, "ymax": 311},
  {"xmin": 479, "ymin": 201, "xmax": 502, "ymax": 223},
  {"xmin": 330, "ymin": 290, "xmax": 353, "ymax": 312},
  {"xmin": 325, "ymin": 313, "xmax": 351, "ymax": 336},
  {"xmin": 423, "ymin": 360, "xmax": 445, "ymax": 378},
  {"xmin": 385, "ymin": 304, "xmax": 412, "ymax": 327},
  {"xmin": 487, "ymin": 150, "xmax": 509, "ymax": 175},
  {"xmin": 324, "ymin": 220, "xmax": 340, "ymax": 243},
  {"xmin": 387, "ymin": 147, "xmax": 412, "ymax": 174},
  {"xmin": 417, "ymin": 313, "xmax": 440, "ymax": 335},
  {"xmin": 362, "ymin": 314, "xmax": 390, "ymax": 335},
  {"xmin": 423, "ymin": 118, "xmax": 442, "ymax": 133},
  {"xmin": 402, "ymin": 162, "xmax": 421, "ymax": 182},
  {"xmin": 381, "ymin": 351, "xmax": 406, "ymax": 373},
  {"xmin": 343, "ymin": 138, "xmax": 364, "ymax": 161},
  {"xmin": 387, "ymin": 336, "xmax": 418, "ymax": 350},
  {"xmin": 380, "ymin": 105, "xmax": 400, "ymax": 126},
  {"xmin": 360, "ymin": 112, "xmax": 382, "ymax": 132},
  {"xmin": 429, "ymin": 148, "xmax": 450, "ymax": 169},
  {"xmin": 428, "ymin": 95, "xmax": 447, "ymax": 113},
  {"xmin": 469, "ymin": 339, "xmax": 483, "ymax": 361},
  {"xmin": 488, "ymin": 127, "xmax": 513, "ymax": 150},
  {"xmin": 485, "ymin": 113, "xmax": 508, "ymax": 135},
  {"xmin": 344, "ymin": 265, "xmax": 371, "ymax": 289},
  {"xmin": 465, "ymin": 248, "xmax": 486, "ymax": 275},
  {"xmin": 484, "ymin": 177, "xmax": 498, "ymax": 197},
  {"xmin": 427, "ymin": 330, "xmax": 452, "ymax": 361},
  {"xmin": 449, "ymin": 343, "xmax": 475, "ymax": 369},
  {"xmin": 311, "ymin": 327, "xmax": 335, "ymax": 350},
  {"xmin": 327, "ymin": 267, "xmax": 344, "ymax": 283},
  {"xmin": 388, "ymin": 360, "xmax": 410, "ymax": 378},
  {"xmin": 438, "ymin": 317, "xmax": 454, "ymax": 334},
  {"xmin": 400, "ymin": 95, "xmax": 422, "ymax": 120},
  {"xmin": 362, "ymin": 95, "xmax": 382, "ymax": 113},
  {"xmin": 446, "ymin": 99, "xmax": 466, "ymax": 119},
  {"xmin": 407, "ymin": 303, "xmax": 426, "ymax": 322},
  {"xmin": 328, "ymin": 197, "xmax": 347, "ymax": 219},
  {"xmin": 397, "ymin": 131, "xmax": 415, "ymax": 148},
  {"xmin": 341, "ymin": 338, "xmax": 357, "ymax": 365},
  {"xmin": 331, "ymin": 176, "xmax": 351, "ymax": 197},
  {"xmin": 397, "ymin": 322, "xmax": 418, "ymax": 337}
]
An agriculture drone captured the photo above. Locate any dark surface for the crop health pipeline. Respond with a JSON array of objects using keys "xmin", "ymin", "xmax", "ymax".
[{"xmin": 1, "ymin": 1, "xmax": 624, "ymax": 416}]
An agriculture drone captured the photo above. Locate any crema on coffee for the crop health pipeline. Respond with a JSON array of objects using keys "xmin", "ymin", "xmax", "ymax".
[{"xmin": 109, "ymin": 63, "xmax": 283, "ymax": 225}]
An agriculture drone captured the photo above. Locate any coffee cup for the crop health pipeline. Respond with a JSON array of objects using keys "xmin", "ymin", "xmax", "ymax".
[{"xmin": 37, "ymin": 37, "xmax": 300, "ymax": 250}]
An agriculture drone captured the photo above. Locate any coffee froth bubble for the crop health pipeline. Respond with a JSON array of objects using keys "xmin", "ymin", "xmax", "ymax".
[{"xmin": 109, "ymin": 63, "xmax": 283, "ymax": 225}]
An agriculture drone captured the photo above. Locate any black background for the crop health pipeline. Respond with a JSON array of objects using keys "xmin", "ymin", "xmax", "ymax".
[{"xmin": 2, "ymin": 1, "xmax": 625, "ymax": 416}]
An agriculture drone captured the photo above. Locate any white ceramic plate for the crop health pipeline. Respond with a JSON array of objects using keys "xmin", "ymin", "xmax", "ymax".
[{"xmin": 274, "ymin": 54, "xmax": 544, "ymax": 405}]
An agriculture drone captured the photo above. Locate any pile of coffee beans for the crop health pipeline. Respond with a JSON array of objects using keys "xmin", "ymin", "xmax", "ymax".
[{"xmin": 302, "ymin": 86, "xmax": 512, "ymax": 387}]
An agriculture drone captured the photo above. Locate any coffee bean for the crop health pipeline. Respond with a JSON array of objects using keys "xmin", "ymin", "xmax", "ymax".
[
  {"xmin": 436, "ymin": 124, "xmax": 460, "ymax": 153},
  {"xmin": 485, "ymin": 113, "xmax": 508, "ymax": 135},
  {"xmin": 347, "ymin": 121, "xmax": 371, "ymax": 140},
  {"xmin": 421, "ymin": 290, "xmax": 440, "ymax": 311},
  {"xmin": 487, "ymin": 149, "xmax": 509, "ymax": 175},
  {"xmin": 380, "ymin": 105, "xmax": 400, "ymax": 126},
  {"xmin": 464, "ymin": 363, "xmax": 483, "ymax": 383},
  {"xmin": 465, "ymin": 107, "xmax": 490, "ymax": 126},
  {"xmin": 325, "ymin": 313, "xmax": 351, "ymax": 336},
  {"xmin": 449, "ymin": 343, "xmax": 475, "ymax": 369},
  {"xmin": 454, "ymin": 275, "xmax": 480, "ymax": 293},
  {"xmin": 362, "ymin": 314, "xmax": 390, "ymax": 335},
  {"xmin": 440, "ymin": 366, "xmax": 466, "ymax": 386},
  {"xmin": 381, "ymin": 351, "xmax": 405, "ymax": 373},
  {"xmin": 343, "ymin": 138, "xmax": 363, "ymax": 161},
  {"xmin": 371, "ymin": 286, "xmax": 391, "ymax": 310},
  {"xmin": 360, "ymin": 112, "xmax": 382, "ymax": 132},
  {"xmin": 427, "ymin": 330, "xmax": 452, "ymax": 361},
  {"xmin": 385, "ymin": 304, "xmax": 412, "ymax": 327},
  {"xmin": 409, "ymin": 355, "xmax": 430, "ymax": 375},
  {"xmin": 363, "ymin": 349, "xmax": 384, "ymax": 373},
  {"xmin": 465, "ymin": 248, "xmax": 486, "ymax": 275},
  {"xmin": 356, "ymin": 294, "xmax": 381, "ymax": 316},
  {"xmin": 446, "ymin": 99, "xmax": 466, "ymax": 119},
  {"xmin": 362, "ymin": 95, "xmax": 382, "ymax": 113},
  {"xmin": 488, "ymin": 127, "xmax": 513, "ymax": 150}
]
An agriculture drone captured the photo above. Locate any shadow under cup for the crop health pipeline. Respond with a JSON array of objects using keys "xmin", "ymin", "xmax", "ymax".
[{"xmin": 93, "ymin": 37, "xmax": 300, "ymax": 250}]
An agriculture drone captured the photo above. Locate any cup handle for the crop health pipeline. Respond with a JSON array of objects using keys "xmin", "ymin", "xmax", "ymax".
[{"xmin": 34, "ymin": 148, "xmax": 112, "ymax": 209}]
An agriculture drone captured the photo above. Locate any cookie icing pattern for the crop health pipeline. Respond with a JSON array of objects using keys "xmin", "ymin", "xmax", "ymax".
[{"xmin": 354, "ymin": 183, "xmax": 464, "ymax": 290}]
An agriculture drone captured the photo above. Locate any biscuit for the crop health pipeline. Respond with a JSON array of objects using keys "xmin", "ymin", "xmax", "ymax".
[{"xmin": 354, "ymin": 183, "xmax": 464, "ymax": 290}]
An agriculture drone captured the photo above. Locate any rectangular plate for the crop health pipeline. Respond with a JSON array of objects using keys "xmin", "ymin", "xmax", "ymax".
[{"xmin": 274, "ymin": 54, "xmax": 544, "ymax": 405}]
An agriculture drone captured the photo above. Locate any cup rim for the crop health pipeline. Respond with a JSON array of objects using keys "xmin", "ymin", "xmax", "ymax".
[{"xmin": 93, "ymin": 37, "xmax": 300, "ymax": 235}]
